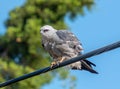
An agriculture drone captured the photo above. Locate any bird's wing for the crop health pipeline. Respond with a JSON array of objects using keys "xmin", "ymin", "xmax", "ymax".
[{"xmin": 56, "ymin": 30, "xmax": 83, "ymax": 53}]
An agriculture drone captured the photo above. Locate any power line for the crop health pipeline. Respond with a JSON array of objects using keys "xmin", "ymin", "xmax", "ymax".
[{"xmin": 0, "ymin": 41, "xmax": 120, "ymax": 87}]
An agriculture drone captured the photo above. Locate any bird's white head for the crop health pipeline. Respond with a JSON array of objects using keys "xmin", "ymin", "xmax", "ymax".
[{"xmin": 40, "ymin": 25, "xmax": 57, "ymax": 37}]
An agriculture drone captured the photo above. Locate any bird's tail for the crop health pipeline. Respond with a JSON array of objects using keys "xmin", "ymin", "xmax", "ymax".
[{"xmin": 71, "ymin": 59, "xmax": 98, "ymax": 74}]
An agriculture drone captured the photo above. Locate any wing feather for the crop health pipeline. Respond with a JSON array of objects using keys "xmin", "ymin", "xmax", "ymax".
[{"xmin": 56, "ymin": 30, "xmax": 83, "ymax": 53}]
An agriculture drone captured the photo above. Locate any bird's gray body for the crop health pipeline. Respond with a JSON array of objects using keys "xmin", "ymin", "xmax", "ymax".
[{"xmin": 40, "ymin": 25, "xmax": 98, "ymax": 74}]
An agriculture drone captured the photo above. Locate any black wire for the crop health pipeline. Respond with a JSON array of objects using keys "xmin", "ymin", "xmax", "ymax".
[{"xmin": 0, "ymin": 41, "xmax": 120, "ymax": 87}]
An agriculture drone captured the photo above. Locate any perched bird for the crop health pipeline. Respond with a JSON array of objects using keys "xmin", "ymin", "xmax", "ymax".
[{"xmin": 40, "ymin": 25, "xmax": 98, "ymax": 74}]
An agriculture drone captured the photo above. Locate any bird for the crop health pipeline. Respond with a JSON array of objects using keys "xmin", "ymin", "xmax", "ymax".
[{"xmin": 40, "ymin": 25, "xmax": 98, "ymax": 74}]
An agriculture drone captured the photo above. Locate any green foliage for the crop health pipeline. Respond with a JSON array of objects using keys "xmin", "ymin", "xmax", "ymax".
[
  {"xmin": 0, "ymin": 0, "xmax": 94, "ymax": 88},
  {"xmin": 0, "ymin": 59, "xmax": 52, "ymax": 89}
]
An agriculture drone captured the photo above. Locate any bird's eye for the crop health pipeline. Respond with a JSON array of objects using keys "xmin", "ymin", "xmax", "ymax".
[{"xmin": 43, "ymin": 29, "xmax": 49, "ymax": 32}]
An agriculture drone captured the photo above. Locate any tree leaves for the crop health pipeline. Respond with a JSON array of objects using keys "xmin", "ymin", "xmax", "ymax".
[{"xmin": 0, "ymin": 0, "xmax": 94, "ymax": 88}]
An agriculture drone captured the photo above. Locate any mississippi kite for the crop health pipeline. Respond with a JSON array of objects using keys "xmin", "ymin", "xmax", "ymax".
[{"xmin": 40, "ymin": 25, "xmax": 98, "ymax": 74}]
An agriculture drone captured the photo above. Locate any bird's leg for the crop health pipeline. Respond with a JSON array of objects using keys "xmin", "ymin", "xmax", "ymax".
[
  {"xmin": 59, "ymin": 57, "xmax": 66, "ymax": 63},
  {"xmin": 50, "ymin": 57, "xmax": 66, "ymax": 68},
  {"xmin": 56, "ymin": 57, "xmax": 66, "ymax": 66}
]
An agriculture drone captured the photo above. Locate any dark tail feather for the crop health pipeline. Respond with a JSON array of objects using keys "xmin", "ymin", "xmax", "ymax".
[
  {"xmin": 83, "ymin": 59, "xmax": 96, "ymax": 67},
  {"xmin": 81, "ymin": 60, "xmax": 98, "ymax": 74},
  {"xmin": 72, "ymin": 59, "xmax": 98, "ymax": 74}
]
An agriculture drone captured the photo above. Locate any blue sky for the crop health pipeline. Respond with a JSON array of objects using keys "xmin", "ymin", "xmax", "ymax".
[
  {"xmin": 0, "ymin": 0, "xmax": 120, "ymax": 89},
  {"xmin": 0, "ymin": 0, "xmax": 26, "ymax": 35}
]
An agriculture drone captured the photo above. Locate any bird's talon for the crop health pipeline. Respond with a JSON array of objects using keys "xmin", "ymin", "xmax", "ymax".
[
  {"xmin": 50, "ymin": 62, "xmax": 56, "ymax": 68},
  {"xmin": 50, "ymin": 61, "xmax": 61, "ymax": 68}
]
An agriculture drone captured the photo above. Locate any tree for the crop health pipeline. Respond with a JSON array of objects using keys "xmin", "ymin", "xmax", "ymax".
[{"xmin": 0, "ymin": 0, "xmax": 94, "ymax": 89}]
